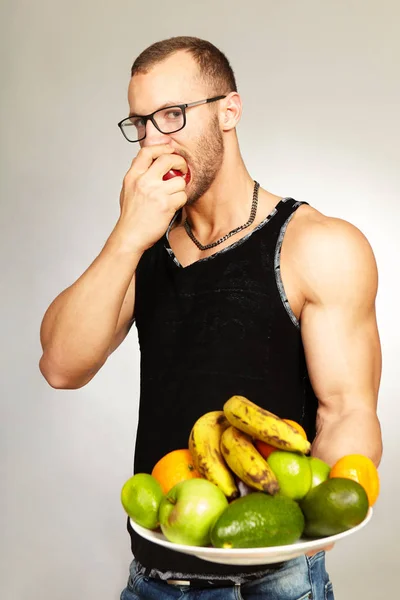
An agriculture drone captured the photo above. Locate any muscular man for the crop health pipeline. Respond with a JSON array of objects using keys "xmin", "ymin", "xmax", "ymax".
[{"xmin": 39, "ymin": 37, "xmax": 382, "ymax": 599}]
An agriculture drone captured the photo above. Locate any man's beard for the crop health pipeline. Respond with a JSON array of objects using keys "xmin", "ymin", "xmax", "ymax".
[{"xmin": 184, "ymin": 116, "xmax": 224, "ymax": 206}]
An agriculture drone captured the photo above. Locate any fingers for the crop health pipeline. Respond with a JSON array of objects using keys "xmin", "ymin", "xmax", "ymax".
[
  {"xmin": 170, "ymin": 190, "xmax": 188, "ymax": 211},
  {"xmin": 161, "ymin": 175, "xmax": 188, "ymax": 194},
  {"xmin": 148, "ymin": 153, "xmax": 189, "ymax": 180},
  {"xmin": 306, "ymin": 543, "xmax": 335, "ymax": 557},
  {"xmin": 132, "ymin": 144, "xmax": 175, "ymax": 175}
]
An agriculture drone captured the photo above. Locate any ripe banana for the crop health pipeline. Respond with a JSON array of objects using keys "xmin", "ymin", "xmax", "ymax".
[
  {"xmin": 224, "ymin": 395, "xmax": 311, "ymax": 454},
  {"xmin": 220, "ymin": 426, "xmax": 280, "ymax": 495},
  {"xmin": 189, "ymin": 411, "xmax": 239, "ymax": 502}
]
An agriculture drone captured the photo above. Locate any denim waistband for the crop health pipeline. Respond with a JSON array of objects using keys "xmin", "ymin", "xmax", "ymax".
[{"xmin": 133, "ymin": 557, "xmax": 288, "ymax": 586}]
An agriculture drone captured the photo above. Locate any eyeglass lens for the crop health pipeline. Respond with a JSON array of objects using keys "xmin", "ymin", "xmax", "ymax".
[{"xmin": 122, "ymin": 106, "xmax": 185, "ymax": 141}]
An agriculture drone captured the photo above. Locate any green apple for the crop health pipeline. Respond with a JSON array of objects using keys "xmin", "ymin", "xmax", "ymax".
[
  {"xmin": 308, "ymin": 456, "xmax": 331, "ymax": 489},
  {"xmin": 159, "ymin": 478, "xmax": 228, "ymax": 546}
]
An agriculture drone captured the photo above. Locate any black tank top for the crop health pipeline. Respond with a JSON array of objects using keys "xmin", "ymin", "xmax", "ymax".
[{"xmin": 127, "ymin": 197, "xmax": 318, "ymax": 576}]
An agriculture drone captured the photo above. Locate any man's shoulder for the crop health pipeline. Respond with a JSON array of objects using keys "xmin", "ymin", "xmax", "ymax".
[
  {"xmin": 289, "ymin": 203, "xmax": 371, "ymax": 257},
  {"xmin": 286, "ymin": 203, "xmax": 378, "ymax": 300}
]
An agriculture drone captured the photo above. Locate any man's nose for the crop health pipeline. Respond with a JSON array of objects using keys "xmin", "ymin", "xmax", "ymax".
[{"xmin": 141, "ymin": 118, "xmax": 171, "ymax": 147}]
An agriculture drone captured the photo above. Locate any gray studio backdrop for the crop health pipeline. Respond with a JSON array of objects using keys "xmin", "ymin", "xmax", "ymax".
[{"xmin": 1, "ymin": 1, "xmax": 398, "ymax": 599}]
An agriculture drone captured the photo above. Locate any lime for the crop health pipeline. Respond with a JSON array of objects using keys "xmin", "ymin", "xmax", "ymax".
[
  {"xmin": 300, "ymin": 477, "xmax": 369, "ymax": 537},
  {"xmin": 211, "ymin": 492, "xmax": 304, "ymax": 548},
  {"xmin": 121, "ymin": 473, "xmax": 164, "ymax": 530},
  {"xmin": 309, "ymin": 456, "xmax": 331, "ymax": 489},
  {"xmin": 267, "ymin": 451, "xmax": 312, "ymax": 500}
]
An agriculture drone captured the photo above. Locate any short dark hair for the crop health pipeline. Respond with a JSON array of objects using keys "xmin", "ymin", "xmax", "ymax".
[{"xmin": 131, "ymin": 36, "xmax": 237, "ymax": 94}]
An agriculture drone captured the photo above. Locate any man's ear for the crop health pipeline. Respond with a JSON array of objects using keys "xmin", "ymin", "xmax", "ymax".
[{"xmin": 220, "ymin": 92, "xmax": 242, "ymax": 131}]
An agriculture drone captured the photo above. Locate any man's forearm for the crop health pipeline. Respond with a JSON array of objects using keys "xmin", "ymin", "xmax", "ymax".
[
  {"xmin": 311, "ymin": 407, "xmax": 382, "ymax": 467},
  {"xmin": 39, "ymin": 231, "xmax": 143, "ymax": 388}
]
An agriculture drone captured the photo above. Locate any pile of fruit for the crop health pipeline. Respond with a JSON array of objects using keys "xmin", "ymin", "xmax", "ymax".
[{"xmin": 121, "ymin": 396, "xmax": 379, "ymax": 549}]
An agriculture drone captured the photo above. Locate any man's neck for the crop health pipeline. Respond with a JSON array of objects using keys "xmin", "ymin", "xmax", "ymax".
[{"xmin": 182, "ymin": 156, "xmax": 256, "ymax": 242}]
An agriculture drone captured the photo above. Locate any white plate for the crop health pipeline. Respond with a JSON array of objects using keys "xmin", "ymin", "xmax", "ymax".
[{"xmin": 130, "ymin": 508, "xmax": 373, "ymax": 565}]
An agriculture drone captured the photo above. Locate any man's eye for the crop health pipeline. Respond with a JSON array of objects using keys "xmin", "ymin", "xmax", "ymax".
[
  {"xmin": 131, "ymin": 117, "xmax": 145, "ymax": 128},
  {"xmin": 165, "ymin": 110, "xmax": 182, "ymax": 120}
]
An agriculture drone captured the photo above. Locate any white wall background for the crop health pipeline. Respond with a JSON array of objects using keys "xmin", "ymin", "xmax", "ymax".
[{"xmin": 1, "ymin": 1, "xmax": 398, "ymax": 598}]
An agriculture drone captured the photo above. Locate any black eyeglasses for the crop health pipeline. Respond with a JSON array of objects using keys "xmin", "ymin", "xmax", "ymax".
[{"xmin": 117, "ymin": 95, "xmax": 226, "ymax": 143}]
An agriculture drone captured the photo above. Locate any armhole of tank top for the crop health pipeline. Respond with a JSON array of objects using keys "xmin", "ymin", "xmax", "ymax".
[{"xmin": 274, "ymin": 204, "xmax": 303, "ymax": 330}]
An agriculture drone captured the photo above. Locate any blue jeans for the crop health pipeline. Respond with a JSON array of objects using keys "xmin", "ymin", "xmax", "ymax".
[{"xmin": 120, "ymin": 552, "xmax": 334, "ymax": 599}]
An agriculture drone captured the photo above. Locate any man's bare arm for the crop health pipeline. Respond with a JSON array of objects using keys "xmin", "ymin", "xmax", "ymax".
[
  {"xmin": 39, "ymin": 237, "xmax": 140, "ymax": 389},
  {"xmin": 297, "ymin": 216, "xmax": 382, "ymax": 467},
  {"xmin": 39, "ymin": 144, "xmax": 189, "ymax": 389}
]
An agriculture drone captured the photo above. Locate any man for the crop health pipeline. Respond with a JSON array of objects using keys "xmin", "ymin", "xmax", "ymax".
[{"xmin": 39, "ymin": 37, "xmax": 382, "ymax": 599}]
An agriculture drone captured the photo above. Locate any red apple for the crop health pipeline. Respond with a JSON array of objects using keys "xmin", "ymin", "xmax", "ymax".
[
  {"xmin": 163, "ymin": 167, "xmax": 191, "ymax": 184},
  {"xmin": 162, "ymin": 155, "xmax": 191, "ymax": 184}
]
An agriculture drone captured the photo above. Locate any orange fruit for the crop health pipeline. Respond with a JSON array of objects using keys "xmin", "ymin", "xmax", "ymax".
[
  {"xmin": 283, "ymin": 419, "xmax": 308, "ymax": 440},
  {"xmin": 329, "ymin": 454, "xmax": 380, "ymax": 506},
  {"xmin": 151, "ymin": 449, "xmax": 202, "ymax": 494}
]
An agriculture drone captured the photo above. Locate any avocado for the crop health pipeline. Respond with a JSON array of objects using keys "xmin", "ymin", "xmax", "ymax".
[
  {"xmin": 300, "ymin": 477, "xmax": 369, "ymax": 537},
  {"xmin": 210, "ymin": 492, "xmax": 305, "ymax": 548}
]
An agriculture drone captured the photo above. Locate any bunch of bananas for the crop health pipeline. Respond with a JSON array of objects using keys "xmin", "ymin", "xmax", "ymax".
[{"xmin": 189, "ymin": 395, "xmax": 311, "ymax": 499}]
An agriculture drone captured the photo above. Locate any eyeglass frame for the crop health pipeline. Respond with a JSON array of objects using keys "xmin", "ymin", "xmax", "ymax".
[{"xmin": 117, "ymin": 95, "xmax": 227, "ymax": 142}]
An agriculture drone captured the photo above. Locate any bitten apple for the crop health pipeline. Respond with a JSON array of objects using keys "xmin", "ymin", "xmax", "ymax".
[{"xmin": 163, "ymin": 167, "xmax": 191, "ymax": 184}]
